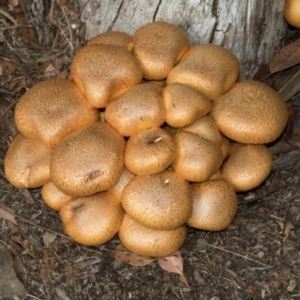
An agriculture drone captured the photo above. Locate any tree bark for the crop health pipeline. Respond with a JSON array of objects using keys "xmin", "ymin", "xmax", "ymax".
[{"xmin": 79, "ymin": 0, "xmax": 288, "ymax": 79}]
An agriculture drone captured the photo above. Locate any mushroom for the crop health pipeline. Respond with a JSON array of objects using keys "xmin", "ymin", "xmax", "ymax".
[
  {"xmin": 187, "ymin": 179, "xmax": 237, "ymax": 231},
  {"xmin": 162, "ymin": 82, "xmax": 212, "ymax": 128},
  {"xmin": 167, "ymin": 44, "xmax": 239, "ymax": 100},
  {"xmin": 87, "ymin": 31, "xmax": 133, "ymax": 50},
  {"xmin": 171, "ymin": 131, "xmax": 224, "ymax": 182},
  {"xmin": 70, "ymin": 44, "xmax": 143, "ymax": 108},
  {"xmin": 124, "ymin": 127, "xmax": 176, "ymax": 175},
  {"xmin": 121, "ymin": 169, "xmax": 192, "ymax": 230},
  {"xmin": 60, "ymin": 192, "xmax": 124, "ymax": 246},
  {"xmin": 4, "ymin": 134, "xmax": 52, "ymax": 189},
  {"xmin": 284, "ymin": 0, "xmax": 300, "ymax": 28},
  {"xmin": 119, "ymin": 214, "xmax": 186, "ymax": 257},
  {"xmin": 105, "ymin": 83, "xmax": 165, "ymax": 136},
  {"xmin": 132, "ymin": 21, "xmax": 189, "ymax": 80},
  {"xmin": 220, "ymin": 143, "xmax": 273, "ymax": 192},
  {"xmin": 14, "ymin": 78, "xmax": 99, "ymax": 148},
  {"xmin": 41, "ymin": 182, "xmax": 72, "ymax": 211},
  {"xmin": 210, "ymin": 80, "xmax": 288, "ymax": 144},
  {"xmin": 50, "ymin": 122, "xmax": 125, "ymax": 197}
]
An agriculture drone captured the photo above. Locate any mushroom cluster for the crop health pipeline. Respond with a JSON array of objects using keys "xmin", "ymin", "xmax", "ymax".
[{"xmin": 4, "ymin": 21, "xmax": 288, "ymax": 257}]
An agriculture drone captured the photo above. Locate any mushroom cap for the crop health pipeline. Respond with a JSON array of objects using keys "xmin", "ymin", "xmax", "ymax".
[
  {"xmin": 105, "ymin": 83, "xmax": 165, "ymax": 136},
  {"xmin": 210, "ymin": 80, "xmax": 288, "ymax": 144},
  {"xmin": 171, "ymin": 131, "xmax": 224, "ymax": 182},
  {"xmin": 187, "ymin": 179, "xmax": 237, "ymax": 231},
  {"xmin": 220, "ymin": 143, "xmax": 273, "ymax": 192},
  {"xmin": 220, "ymin": 134, "xmax": 231, "ymax": 160},
  {"xmin": 50, "ymin": 122, "xmax": 125, "ymax": 197},
  {"xmin": 87, "ymin": 31, "xmax": 133, "ymax": 50},
  {"xmin": 284, "ymin": 0, "xmax": 300, "ymax": 28},
  {"xmin": 132, "ymin": 21, "xmax": 189, "ymax": 80},
  {"xmin": 167, "ymin": 44, "xmax": 239, "ymax": 100},
  {"xmin": 4, "ymin": 134, "xmax": 52, "ymax": 189},
  {"xmin": 70, "ymin": 44, "xmax": 143, "ymax": 108},
  {"xmin": 124, "ymin": 127, "xmax": 176, "ymax": 175},
  {"xmin": 162, "ymin": 83, "xmax": 212, "ymax": 128},
  {"xmin": 119, "ymin": 214, "xmax": 186, "ymax": 257},
  {"xmin": 14, "ymin": 78, "xmax": 99, "ymax": 148},
  {"xmin": 121, "ymin": 170, "xmax": 192, "ymax": 230},
  {"xmin": 41, "ymin": 181, "xmax": 72, "ymax": 211},
  {"xmin": 60, "ymin": 192, "xmax": 124, "ymax": 246},
  {"xmin": 182, "ymin": 115, "xmax": 222, "ymax": 147}
]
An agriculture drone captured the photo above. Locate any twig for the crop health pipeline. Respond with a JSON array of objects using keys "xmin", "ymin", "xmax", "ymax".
[
  {"xmin": 0, "ymin": 8, "xmax": 18, "ymax": 25},
  {"xmin": 0, "ymin": 25, "xmax": 33, "ymax": 30}
]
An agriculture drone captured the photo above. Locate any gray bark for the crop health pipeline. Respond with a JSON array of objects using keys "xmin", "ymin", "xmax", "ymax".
[{"xmin": 79, "ymin": 0, "xmax": 288, "ymax": 79}]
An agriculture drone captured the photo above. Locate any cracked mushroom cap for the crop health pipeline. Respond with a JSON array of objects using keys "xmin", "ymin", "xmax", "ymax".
[
  {"xmin": 132, "ymin": 21, "xmax": 189, "ymax": 80},
  {"xmin": 210, "ymin": 80, "xmax": 288, "ymax": 144},
  {"xmin": 14, "ymin": 78, "xmax": 99, "ymax": 148},
  {"xmin": 167, "ymin": 44, "xmax": 239, "ymax": 100},
  {"xmin": 105, "ymin": 83, "xmax": 165, "ymax": 136},
  {"xmin": 50, "ymin": 122, "xmax": 125, "ymax": 197},
  {"xmin": 124, "ymin": 127, "xmax": 176, "ymax": 175},
  {"xmin": 4, "ymin": 134, "xmax": 52, "ymax": 189},
  {"xmin": 121, "ymin": 169, "xmax": 192, "ymax": 230},
  {"xmin": 220, "ymin": 143, "xmax": 273, "ymax": 192},
  {"xmin": 70, "ymin": 44, "xmax": 143, "ymax": 108},
  {"xmin": 119, "ymin": 214, "xmax": 186, "ymax": 257},
  {"xmin": 187, "ymin": 179, "xmax": 238, "ymax": 231},
  {"xmin": 162, "ymin": 82, "xmax": 212, "ymax": 128},
  {"xmin": 60, "ymin": 192, "xmax": 124, "ymax": 246}
]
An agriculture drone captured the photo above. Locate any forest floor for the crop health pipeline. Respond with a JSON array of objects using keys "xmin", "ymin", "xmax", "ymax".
[{"xmin": 0, "ymin": 1, "xmax": 300, "ymax": 299}]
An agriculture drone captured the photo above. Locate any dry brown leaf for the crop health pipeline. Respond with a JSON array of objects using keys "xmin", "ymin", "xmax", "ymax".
[
  {"xmin": 157, "ymin": 250, "xmax": 190, "ymax": 288},
  {"xmin": 9, "ymin": 0, "xmax": 19, "ymax": 6},
  {"xmin": 0, "ymin": 204, "xmax": 17, "ymax": 225},
  {"xmin": 43, "ymin": 231, "xmax": 57, "ymax": 247},
  {"xmin": 277, "ymin": 220, "xmax": 294, "ymax": 242},
  {"xmin": 112, "ymin": 243, "xmax": 156, "ymax": 266},
  {"xmin": 269, "ymin": 39, "xmax": 300, "ymax": 74},
  {"xmin": 44, "ymin": 53, "xmax": 67, "ymax": 74}
]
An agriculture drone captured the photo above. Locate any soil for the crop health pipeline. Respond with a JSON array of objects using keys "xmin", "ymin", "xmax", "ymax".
[{"xmin": 0, "ymin": 1, "xmax": 300, "ymax": 299}]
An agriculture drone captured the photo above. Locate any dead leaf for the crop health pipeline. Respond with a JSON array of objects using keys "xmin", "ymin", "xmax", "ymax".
[
  {"xmin": 245, "ymin": 285, "xmax": 259, "ymax": 295},
  {"xmin": 0, "ymin": 204, "xmax": 17, "ymax": 225},
  {"xmin": 157, "ymin": 250, "xmax": 190, "ymax": 288},
  {"xmin": 269, "ymin": 39, "xmax": 300, "ymax": 74},
  {"xmin": 277, "ymin": 220, "xmax": 294, "ymax": 242},
  {"xmin": 9, "ymin": 0, "xmax": 19, "ymax": 6},
  {"xmin": 43, "ymin": 231, "xmax": 57, "ymax": 247},
  {"xmin": 44, "ymin": 53, "xmax": 67, "ymax": 74},
  {"xmin": 193, "ymin": 269, "xmax": 205, "ymax": 285},
  {"xmin": 112, "ymin": 243, "xmax": 156, "ymax": 266}
]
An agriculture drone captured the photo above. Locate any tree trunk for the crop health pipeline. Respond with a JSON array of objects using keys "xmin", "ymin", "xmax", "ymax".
[{"xmin": 79, "ymin": 0, "xmax": 288, "ymax": 79}]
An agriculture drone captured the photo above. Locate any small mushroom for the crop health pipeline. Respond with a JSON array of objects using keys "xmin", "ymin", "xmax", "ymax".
[
  {"xmin": 210, "ymin": 80, "xmax": 288, "ymax": 144},
  {"xmin": 162, "ymin": 82, "xmax": 212, "ymax": 128},
  {"xmin": 284, "ymin": 0, "xmax": 300, "ymax": 28},
  {"xmin": 187, "ymin": 179, "xmax": 237, "ymax": 231},
  {"xmin": 220, "ymin": 143, "xmax": 273, "ymax": 192},
  {"xmin": 124, "ymin": 127, "xmax": 176, "ymax": 175},
  {"xmin": 121, "ymin": 170, "xmax": 192, "ymax": 230},
  {"xmin": 50, "ymin": 122, "xmax": 125, "ymax": 197},
  {"xmin": 132, "ymin": 21, "xmax": 189, "ymax": 80},
  {"xmin": 4, "ymin": 134, "xmax": 52, "ymax": 189},
  {"xmin": 14, "ymin": 78, "xmax": 99, "ymax": 148},
  {"xmin": 60, "ymin": 192, "xmax": 124, "ymax": 246},
  {"xmin": 119, "ymin": 214, "xmax": 186, "ymax": 257},
  {"xmin": 167, "ymin": 44, "xmax": 239, "ymax": 100},
  {"xmin": 71, "ymin": 44, "xmax": 143, "ymax": 108}
]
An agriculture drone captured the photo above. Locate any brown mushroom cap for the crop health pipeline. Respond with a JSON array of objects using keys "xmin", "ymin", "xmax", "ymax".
[
  {"xmin": 210, "ymin": 80, "xmax": 288, "ymax": 144},
  {"xmin": 119, "ymin": 214, "xmax": 186, "ymax": 257},
  {"xmin": 187, "ymin": 179, "xmax": 237, "ymax": 231},
  {"xmin": 105, "ymin": 83, "xmax": 165, "ymax": 136},
  {"xmin": 87, "ymin": 31, "xmax": 133, "ymax": 50},
  {"xmin": 220, "ymin": 143, "xmax": 273, "ymax": 192},
  {"xmin": 284, "ymin": 0, "xmax": 300, "ymax": 28},
  {"xmin": 41, "ymin": 181, "xmax": 72, "ymax": 211},
  {"xmin": 14, "ymin": 78, "xmax": 99, "ymax": 148},
  {"xmin": 121, "ymin": 170, "xmax": 192, "ymax": 230},
  {"xmin": 171, "ymin": 131, "xmax": 224, "ymax": 182},
  {"xmin": 132, "ymin": 21, "xmax": 189, "ymax": 80},
  {"xmin": 124, "ymin": 127, "xmax": 176, "ymax": 175},
  {"xmin": 162, "ymin": 83, "xmax": 212, "ymax": 128},
  {"xmin": 50, "ymin": 122, "xmax": 125, "ymax": 197},
  {"xmin": 70, "ymin": 44, "xmax": 143, "ymax": 108},
  {"xmin": 60, "ymin": 192, "xmax": 124, "ymax": 246},
  {"xmin": 167, "ymin": 44, "xmax": 239, "ymax": 100},
  {"xmin": 4, "ymin": 134, "xmax": 52, "ymax": 189}
]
